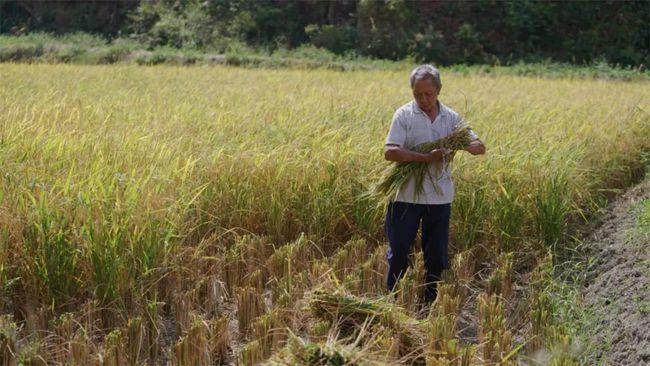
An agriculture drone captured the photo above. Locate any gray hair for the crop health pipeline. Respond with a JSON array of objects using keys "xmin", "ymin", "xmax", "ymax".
[{"xmin": 409, "ymin": 64, "xmax": 442, "ymax": 90}]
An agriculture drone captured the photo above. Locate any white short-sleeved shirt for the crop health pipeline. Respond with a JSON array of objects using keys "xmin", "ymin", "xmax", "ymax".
[{"xmin": 384, "ymin": 100, "xmax": 478, "ymax": 205}]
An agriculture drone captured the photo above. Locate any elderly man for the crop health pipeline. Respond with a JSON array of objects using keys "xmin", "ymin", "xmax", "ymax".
[{"xmin": 384, "ymin": 64, "xmax": 485, "ymax": 304}]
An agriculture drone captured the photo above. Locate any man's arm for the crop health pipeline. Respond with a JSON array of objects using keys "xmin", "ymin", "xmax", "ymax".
[{"xmin": 384, "ymin": 144, "xmax": 448, "ymax": 163}]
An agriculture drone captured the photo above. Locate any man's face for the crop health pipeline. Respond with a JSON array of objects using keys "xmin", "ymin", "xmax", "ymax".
[{"xmin": 412, "ymin": 79, "xmax": 439, "ymax": 113}]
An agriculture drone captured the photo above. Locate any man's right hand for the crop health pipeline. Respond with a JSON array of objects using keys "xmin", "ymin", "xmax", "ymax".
[{"xmin": 423, "ymin": 148, "xmax": 450, "ymax": 163}]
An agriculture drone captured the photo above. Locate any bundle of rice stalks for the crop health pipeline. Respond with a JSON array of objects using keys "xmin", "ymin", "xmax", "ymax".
[
  {"xmin": 50, "ymin": 313, "xmax": 75, "ymax": 364},
  {"xmin": 264, "ymin": 333, "xmax": 387, "ymax": 366},
  {"xmin": 374, "ymin": 124, "xmax": 475, "ymax": 202},
  {"xmin": 308, "ymin": 288, "xmax": 414, "ymax": 330},
  {"xmin": 307, "ymin": 288, "xmax": 427, "ymax": 361}
]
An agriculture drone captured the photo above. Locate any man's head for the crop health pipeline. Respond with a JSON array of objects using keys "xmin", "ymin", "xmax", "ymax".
[{"xmin": 410, "ymin": 64, "xmax": 442, "ymax": 114}]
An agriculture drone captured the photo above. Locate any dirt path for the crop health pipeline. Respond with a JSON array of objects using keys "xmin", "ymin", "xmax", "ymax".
[{"xmin": 582, "ymin": 178, "xmax": 650, "ymax": 365}]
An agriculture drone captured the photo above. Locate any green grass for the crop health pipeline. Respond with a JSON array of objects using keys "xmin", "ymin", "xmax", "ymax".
[
  {"xmin": 1, "ymin": 32, "xmax": 649, "ymax": 80},
  {"xmin": 636, "ymin": 198, "xmax": 650, "ymax": 233}
]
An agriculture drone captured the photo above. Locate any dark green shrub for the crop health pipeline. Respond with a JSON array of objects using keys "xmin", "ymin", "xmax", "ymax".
[
  {"xmin": 305, "ymin": 24, "xmax": 357, "ymax": 55},
  {"xmin": 0, "ymin": 43, "xmax": 43, "ymax": 62}
]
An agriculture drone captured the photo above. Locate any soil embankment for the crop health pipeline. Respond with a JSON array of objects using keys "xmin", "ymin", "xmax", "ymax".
[{"xmin": 583, "ymin": 178, "xmax": 649, "ymax": 365}]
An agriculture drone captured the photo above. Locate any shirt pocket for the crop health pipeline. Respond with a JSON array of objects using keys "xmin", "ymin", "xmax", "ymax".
[{"xmin": 408, "ymin": 125, "xmax": 433, "ymax": 148}]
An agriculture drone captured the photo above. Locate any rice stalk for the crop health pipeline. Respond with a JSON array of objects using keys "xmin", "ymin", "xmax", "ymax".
[
  {"xmin": 101, "ymin": 328, "xmax": 126, "ymax": 366},
  {"xmin": 452, "ymin": 184, "xmax": 488, "ymax": 251},
  {"xmin": 448, "ymin": 249, "xmax": 474, "ymax": 303},
  {"xmin": 144, "ymin": 297, "xmax": 162, "ymax": 361},
  {"xmin": 493, "ymin": 175, "xmax": 525, "ymax": 251},
  {"xmin": 200, "ymin": 276, "xmax": 226, "ymax": 316},
  {"xmin": 236, "ymin": 286, "xmax": 267, "ymax": 336},
  {"xmin": 172, "ymin": 291, "xmax": 195, "ymax": 336},
  {"xmin": 213, "ymin": 316, "xmax": 232, "ymax": 363},
  {"xmin": 358, "ymin": 246, "xmax": 388, "ymax": 295},
  {"xmin": 429, "ymin": 284, "xmax": 460, "ymax": 318},
  {"xmin": 265, "ymin": 233, "xmax": 315, "ymax": 281},
  {"xmin": 172, "ymin": 316, "xmax": 211, "ymax": 366},
  {"xmin": 0, "ymin": 315, "xmax": 17, "ymax": 366},
  {"xmin": 237, "ymin": 339, "xmax": 263, "ymax": 366},
  {"xmin": 477, "ymin": 293, "xmax": 514, "ymax": 364},
  {"xmin": 225, "ymin": 234, "xmax": 274, "ymax": 294},
  {"xmin": 487, "ymin": 252, "xmax": 514, "ymax": 300},
  {"xmin": 246, "ymin": 269, "xmax": 265, "ymax": 293},
  {"xmin": 395, "ymin": 261, "xmax": 424, "ymax": 313},
  {"xmin": 330, "ymin": 237, "xmax": 368, "ymax": 278},
  {"xmin": 50, "ymin": 312, "xmax": 74, "ymax": 363},
  {"xmin": 69, "ymin": 329, "xmax": 93, "ymax": 366},
  {"xmin": 426, "ymin": 313, "xmax": 457, "ymax": 355},
  {"xmin": 529, "ymin": 291, "xmax": 552, "ymax": 351},
  {"xmin": 251, "ymin": 310, "xmax": 287, "ymax": 360},
  {"xmin": 125, "ymin": 316, "xmax": 144, "ymax": 365}
]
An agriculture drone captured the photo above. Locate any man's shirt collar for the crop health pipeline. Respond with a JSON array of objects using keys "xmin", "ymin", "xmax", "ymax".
[{"xmin": 412, "ymin": 100, "xmax": 448, "ymax": 118}]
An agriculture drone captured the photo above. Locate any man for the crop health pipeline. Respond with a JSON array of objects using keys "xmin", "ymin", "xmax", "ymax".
[{"xmin": 384, "ymin": 64, "xmax": 485, "ymax": 305}]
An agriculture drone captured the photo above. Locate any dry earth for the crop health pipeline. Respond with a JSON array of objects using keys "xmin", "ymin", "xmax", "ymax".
[{"xmin": 583, "ymin": 178, "xmax": 650, "ymax": 365}]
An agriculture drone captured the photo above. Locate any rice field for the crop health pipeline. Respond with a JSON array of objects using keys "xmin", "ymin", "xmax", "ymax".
[{"xmin": 0, "ymin": 63, "xmax": 648, "ymax": 365}]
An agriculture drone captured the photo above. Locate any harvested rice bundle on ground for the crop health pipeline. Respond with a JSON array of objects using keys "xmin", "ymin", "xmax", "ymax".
[
  {"xmin": 308, "ymin": 288, "xmax": 416, "ymax": 329},
  {"xmin": 307, "ymin": 288, "xmax": 427, "ymax": 362},
  {"xmin": 374, "ymin": 123, "xmax": 475, "ymax": 202},
  {"xmin": 264, "ymin": 333, "xmax": 388, "ymax": 366}
]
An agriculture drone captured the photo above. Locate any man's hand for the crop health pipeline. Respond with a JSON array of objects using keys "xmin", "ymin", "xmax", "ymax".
[
  {"xmin": 423, "ymin": 148, "xmax": 451, "ymax": 163},
  {"xmin": 464, "ymin": 140, "xmax": 486, "ymax": 155}
]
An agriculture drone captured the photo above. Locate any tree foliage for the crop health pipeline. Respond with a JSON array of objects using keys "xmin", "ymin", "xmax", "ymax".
[{"xmin": 1, "ymin": 0, "xmax": 648, "ymax": 66}]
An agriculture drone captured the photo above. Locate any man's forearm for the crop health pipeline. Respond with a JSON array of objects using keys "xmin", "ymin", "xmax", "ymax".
[{"xmin": 384, "ymin": 146, "xmax": 442, "ymax": 163}]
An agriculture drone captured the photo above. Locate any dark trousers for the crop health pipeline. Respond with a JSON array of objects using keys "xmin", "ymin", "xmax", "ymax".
[{"xmin": 385, "ymin": 201, "xmax": 451, "ymax": 304}]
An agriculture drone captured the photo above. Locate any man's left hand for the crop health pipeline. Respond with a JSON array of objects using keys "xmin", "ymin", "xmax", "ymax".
[{"xmin": 464, "ymin": 140, "xmax": 486, "ymax": 155}]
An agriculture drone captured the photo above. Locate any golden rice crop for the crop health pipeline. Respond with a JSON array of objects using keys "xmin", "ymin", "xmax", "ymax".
[{"xmin": 0, "ymin": 63, "xmax": 647, "ymax": 364}]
